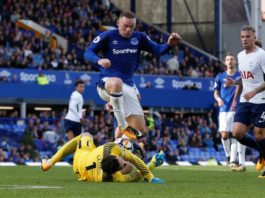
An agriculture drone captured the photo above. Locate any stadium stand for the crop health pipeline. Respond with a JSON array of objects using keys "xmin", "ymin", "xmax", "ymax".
[
  {"xmin": 0, "ymin": 0, "xmax": 223, "ymax": 76},
  {"xmin": 0, "ymin": 107, "xmax": 259, "ymax": 164},
  {"xmin": 0, "ymin": 1, "xmax": 258, "ymax": 165}
]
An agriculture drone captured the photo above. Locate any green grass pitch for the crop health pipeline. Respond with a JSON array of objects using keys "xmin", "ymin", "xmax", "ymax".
[{"xmin": 0, "ymin": 166, "xmax": 264, "ymax": 198}]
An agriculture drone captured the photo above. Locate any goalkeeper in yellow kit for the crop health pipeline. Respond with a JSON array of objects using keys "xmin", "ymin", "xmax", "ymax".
[{"xmin": 41, "ymin": 133, "xmax": 165, "ymax": 183}]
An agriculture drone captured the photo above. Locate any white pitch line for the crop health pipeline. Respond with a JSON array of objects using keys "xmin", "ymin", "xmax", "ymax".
[{"xmin": 0, "ymin": 185, "xmax": 62, "ymax": 189}]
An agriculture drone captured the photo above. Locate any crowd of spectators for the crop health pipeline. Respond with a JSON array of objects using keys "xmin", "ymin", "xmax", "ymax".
[
  {"xmin": 0, "ymin": 104, "xmax": 223, "ymax": 164},
  {"xmin": 0, "ymin": 0, "xmax": 224, "ymax": 77},
  {"xmin": 0, "ymin": 103, "xmax": 260, "ymax": 164}
]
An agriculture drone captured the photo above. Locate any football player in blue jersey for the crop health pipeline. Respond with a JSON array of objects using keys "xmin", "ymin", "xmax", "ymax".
[
  {"xmin": 214, "ymin": 53, "xmax": 246, "ymax": 171},
  {"xmin": 84, "ymin": 10, "xmax": 181, "ymax": 140}
]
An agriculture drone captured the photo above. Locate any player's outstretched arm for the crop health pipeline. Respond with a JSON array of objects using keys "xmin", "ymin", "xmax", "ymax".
[
  {"xmin": 84, "ymin": 32, "xmax": 109, "ymax": 69},
  {"xmin": 141, "ymin": 32, "xmax": 180, "ymax": 56},
  {"xmin": 120, "ymin": 147, "xmax": 163, "ymax": 182}
]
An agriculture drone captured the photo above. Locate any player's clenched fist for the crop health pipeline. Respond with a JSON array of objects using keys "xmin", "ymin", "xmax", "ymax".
[
  {"xmin": 167, "ymin": 32, "xmax": 182, "ymax": 46},
  {"xmin": 98, "ymin": 58, "xmax": 111, "ymax": 68}
]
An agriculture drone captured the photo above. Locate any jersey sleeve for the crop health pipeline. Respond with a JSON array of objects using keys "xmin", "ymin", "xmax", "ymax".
[
  {"xmin": 111, "ymin": 145, "xmax": 154, "ymax": 181},
  {"xmin": 139, "ymin": 33, "xmax": 171, "ymax": 56},
  {"xmin": 84, "ymin": 32, "xmax": 109, "ymax": 65},
  {"xmin": 214, "ymin": 74, "xmax": 221, "ymax": 91}
]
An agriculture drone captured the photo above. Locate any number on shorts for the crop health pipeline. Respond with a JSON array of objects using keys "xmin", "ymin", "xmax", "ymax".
[{"xmin": 260, "ymin": 112, "xmax": 265, "ymax": 119}]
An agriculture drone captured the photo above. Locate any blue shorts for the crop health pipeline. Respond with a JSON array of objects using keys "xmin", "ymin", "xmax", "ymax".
[
  {"xmin": 64, "ymin": 119, "xmax": 82, "ymax": 136},
  {"xmin": 234, "ymin": 102, "xmax": 265, "ymax": 128}
]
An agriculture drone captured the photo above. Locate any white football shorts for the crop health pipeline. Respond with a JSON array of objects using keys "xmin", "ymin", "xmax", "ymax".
[
  {"xmin": 218, "ymin": 111, "xmax": 235, "ymax": 132},
  {"xmin": 97, "ymin": 78, "xmax": 144, "ymax": 117}
]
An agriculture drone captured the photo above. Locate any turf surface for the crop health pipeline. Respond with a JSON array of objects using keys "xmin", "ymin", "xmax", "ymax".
[{"xmin": 0, "ymin": 166, "xmax": 264, "ymax": 198}]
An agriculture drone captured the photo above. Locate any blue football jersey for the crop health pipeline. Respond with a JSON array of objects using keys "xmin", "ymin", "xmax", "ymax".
[
  {"xmin": 214, "ymin": 71, "xmax": 241, "ymax": 112},
  {"xmin": 84, "ymin": 29, "xmax": 170, "ymax": 86}
]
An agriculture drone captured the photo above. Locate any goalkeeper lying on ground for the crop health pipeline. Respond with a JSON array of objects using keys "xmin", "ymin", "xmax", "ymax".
[{"xmin": 41, "ymin": 133, "xmax": 165, "ymax": 183}]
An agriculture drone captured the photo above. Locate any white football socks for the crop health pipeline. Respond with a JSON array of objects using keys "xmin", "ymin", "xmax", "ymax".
[
  {"xmin": 230, "ymin": 138, "xmax": 237, "ymax": 163},
  {"xmin": 237, "ymin": 142, "xmax": 246, "ymax": 166},
  {"xmin": 221, "ymin": 138, "xmax": 231, "ymax": 158},
  {"xmin": 110, "ymin": 92, "xmax": 127, "ymax": 130}
]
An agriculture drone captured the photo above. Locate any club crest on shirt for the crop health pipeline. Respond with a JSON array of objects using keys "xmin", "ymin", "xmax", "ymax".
[
  {"xmin": 93, "ymin": 36, "xmax": 100, "ymax": 43},
  {"xmin": 112, "ymin": 40, "xmax": 118, "ymax": 45},
  {"xmin": 131, "ymin": 37, "xmax": 138, "ymax": 45}
]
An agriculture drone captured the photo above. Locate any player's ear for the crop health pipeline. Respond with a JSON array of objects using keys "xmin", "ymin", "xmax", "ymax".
[{"xmin": 117, "ymin": 19, "xmax": 120, "ymax": 27}]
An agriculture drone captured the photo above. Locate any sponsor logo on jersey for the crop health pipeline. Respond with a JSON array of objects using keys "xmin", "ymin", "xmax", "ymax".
[
  {"xmin": 130, "ymin": 37, "xmax": 138, "ymax": 45},
  {"xmin": 241, "ymin": 71, "xmax": 254, "ymax": 79},
  {"xmin": 93, "ymin": 36, "xmax": 100, "ymax": 43},
  {"xmin": 112, "ymin": 48, "xmax": 137, "ymax": 55}
]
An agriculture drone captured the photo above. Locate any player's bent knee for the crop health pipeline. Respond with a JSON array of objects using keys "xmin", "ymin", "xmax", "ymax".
[
  {"xmin": 232, "ymin": 131, "xmax": 244, "ymax": 139},
  {"xmin": 105, "ymin": 78, "xmax": 123, "ymax": 92},
  {"xmin": 67, "ymin": 131, "xmax": 74, "ymax": 140},
  {"xmin": 221, "ymin": 132, "xmax": 229, "ymax": 140}
]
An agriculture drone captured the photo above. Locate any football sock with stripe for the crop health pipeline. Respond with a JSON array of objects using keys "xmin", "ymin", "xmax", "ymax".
[
  {"xmin": 221, "ymin": 138, "xmax": 230, "ymax": 159},
  {"xmin": 238, "ymin": 133, "xmax": 260, "ymax": 151}
]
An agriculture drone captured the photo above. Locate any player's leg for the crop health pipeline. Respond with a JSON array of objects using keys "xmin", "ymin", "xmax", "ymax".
[
  {"xmin": 253, "ymin": 127, "xmax": 265, "ymax": 170},
  {"xmin": 126, "ymin": 114, "xmax": 147, "ymax": 135},
  {"xmin": 219, "ymin": 112, "xmax": 231, "ymax": 164},
  {"xmin": 233, "ymin": 122, "xmax": 258, "ymax": 148},
  {"xmin": 221, "ymin": 131, "xmax": 231, "ymax": 164},
  {"xmin": 41, "ymin": 135, "xmax": 81, "ymax": 171},
  {"xmin": 122, "ymin": 83, "xmax": 147, "ymax": 138},
  {"xmin": 237, "ymin": 142, "xmax": 246, "ymax": 170},
  {"xmin": 64, "ymin": 119, "xmax": 82, "ymax": 140},
  {"xmin": 67, "ymin": 131, "xmax": 74, "ymax": 140},
  {"xmin": 226, "ymin": 112, "xmax": 237, "ymax": 167},
  {"xmin": 98, "ymin": 78, "xmax": 141, "ymax": 140},
  {"xmin": 252, "ymin": 104, "xmax": 265, "ymax": 170},
  {"xmin": 233, "ymin": 103, "xmax": 260, "ymax": 151},
  {"xmin": 229, "ymin": 137, "xmax": 237, "ymax": 166},
  {"xmin": 105, "ymin": 77, "xmax": 127, "ymax": 129}
]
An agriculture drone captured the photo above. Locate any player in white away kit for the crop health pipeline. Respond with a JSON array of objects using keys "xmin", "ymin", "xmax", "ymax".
[
  {"xmin": 214, "ymin": 53, "xmax": 246, "ymax": 171},
  {"xmin": 226, "ymin": 26, "xmax": 265, "ymax": 177},
  {"xmin": 64, "ymin": 79, "xmax": 85, "ymax": 140}
]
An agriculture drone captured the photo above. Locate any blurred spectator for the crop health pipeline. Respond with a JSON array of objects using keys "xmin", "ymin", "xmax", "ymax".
[
  {"xmin": 36, "ymin": 72, "xmax": 49, "ymax": 85},
  {"xmin": 166, "ymin": 55, "xmax": 179, "ymax": 72},
  {"xmin": 43, "ymin": 130, "xmax": 59, "ymax": 145}
]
